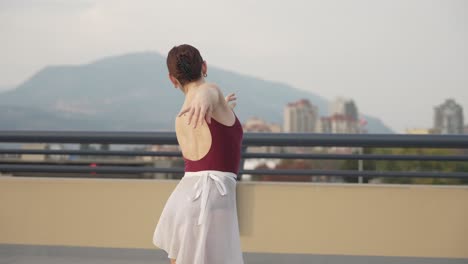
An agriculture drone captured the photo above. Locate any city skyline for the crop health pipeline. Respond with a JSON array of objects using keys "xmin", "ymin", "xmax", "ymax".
[
  {"xmin": 1, "ymin": 0, "xmax": 467, "ymax": 133},
  {"xmin": 284, "ymin": 98, "xmax": 364, "ymax": 134}
]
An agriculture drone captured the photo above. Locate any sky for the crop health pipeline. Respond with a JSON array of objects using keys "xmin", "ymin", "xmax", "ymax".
[{"xmin": 0, "ymin": 0, "xmax": 467, "ymax": 133}]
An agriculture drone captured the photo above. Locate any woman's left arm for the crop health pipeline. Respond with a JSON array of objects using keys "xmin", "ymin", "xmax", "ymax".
[{"xmin": 225, "ymin": 93, "xmax": 237, "ymax": 109}]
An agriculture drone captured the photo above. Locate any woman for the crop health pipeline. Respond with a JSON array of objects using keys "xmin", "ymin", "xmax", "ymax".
[{"xmin": 152, "ymin": 44, "xmax": 245, "ymax": 264}]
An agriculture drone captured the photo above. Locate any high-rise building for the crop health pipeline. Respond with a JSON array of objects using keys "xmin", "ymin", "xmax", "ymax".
[
  {"xmin": 319, "ymin": 114, "xmax": 360, "ymax": 134},
  {"xmin": 320, "ymin": 97, "xmax": 361, "ymax": 134},
  {"xmin": 283, "ymin": 99, "xmax": 319, "ymax": 133},
  {"xmin": 433, "ymin": 99, "xmax": 464, "ymax": 134},
  {"xmin": 330, "ymin": 97, "xmax": 359, "ymax": 120},
  {"xmin": 243, "ymin": 117, "xmax": 281, "ymax": 133}
]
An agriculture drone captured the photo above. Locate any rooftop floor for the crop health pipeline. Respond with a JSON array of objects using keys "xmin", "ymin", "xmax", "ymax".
[{"xmin": 1, "ymin": 244, "xmax": 467, "ymax": 264}]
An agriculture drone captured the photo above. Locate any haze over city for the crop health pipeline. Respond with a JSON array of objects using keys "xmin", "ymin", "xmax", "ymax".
[{"xmin": 1, "ymin": 0, "xmax": 467, "ymax": 133}]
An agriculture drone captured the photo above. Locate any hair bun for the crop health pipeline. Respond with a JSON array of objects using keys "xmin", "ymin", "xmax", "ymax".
[
  {"xmin": 166, "ymin": 44, "xmax": 204, "ymax": 86},
  {"xmin": 177, "ymin": 54, "xmax": 192, "ymax": 74}
]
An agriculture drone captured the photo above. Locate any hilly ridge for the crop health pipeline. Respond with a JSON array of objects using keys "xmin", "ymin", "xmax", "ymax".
[{"xmin": 0, "ymin": 52, "xmax": 393, "ymax": 133}]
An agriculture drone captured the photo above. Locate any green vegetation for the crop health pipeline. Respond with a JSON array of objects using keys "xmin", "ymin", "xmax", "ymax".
[
  {"xmin": 252, "ymin": 148, "xmax": 468, "ymax": 185},
  {"xmin": 341, "ymin": 148, "xmax": 468, "ymax": 185}
]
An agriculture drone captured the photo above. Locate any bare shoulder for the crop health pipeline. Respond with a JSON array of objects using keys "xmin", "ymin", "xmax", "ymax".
[
  {"xmin": 200, "ymin": 82, "xmax": 221, "ymax": 90},
  {"xmin": 200, "ymin": 82, "xmax": 225, "ymax": 98},
  {"xmin": 200, "ymin": 82, "xmax": 230, "ymax": 109}
]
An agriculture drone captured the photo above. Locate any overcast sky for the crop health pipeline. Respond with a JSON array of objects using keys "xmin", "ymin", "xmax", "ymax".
[{"xmin": 1, "ymin": 0, "xmax": 467, "ymax": 133}]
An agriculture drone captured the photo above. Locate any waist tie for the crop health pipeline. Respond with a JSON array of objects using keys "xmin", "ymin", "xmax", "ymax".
[{"xmin": 184, "ymin": 170, "xmax": 237, "ymax": 225}]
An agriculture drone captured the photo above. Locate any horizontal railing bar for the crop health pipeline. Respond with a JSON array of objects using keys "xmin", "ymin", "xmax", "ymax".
[
  {"xmin": 1, "ymin": 149, "xmax": 468, "ymax": 162},
  {"xmin": 243, "ymin": 169, "xmax": 468, "ymax": 179},
  {"xmin": 9, "ymin": 173, "xmax": 153, "ymax": 179},
  {"xmin": 1, "ymin": 131, "xmax": 468, "ymax": 148},
  {"xmin": 0, "ymin": 160, "xmax": 154, "ymax": 165},
  {"xmin": 1, "ymin": 164, "xmax": 467, "ymax": 179},
  {"xmin": 0, "ymin": 131, "xmax": 178, "ymax": 144},
  {"xmin": 243, "ymin": 133, "xmax": 468, "ymax": 148},
  {"xmin": 0, "ymin": 164, "xmax": 183, "ymax": 174},
  {"xmin": 244, "ymin": 153, "xmax": 468, "ymax": 161},
  {"xmin": 0, "ymin": 149, "xmax": 182, "ymax": 157}
]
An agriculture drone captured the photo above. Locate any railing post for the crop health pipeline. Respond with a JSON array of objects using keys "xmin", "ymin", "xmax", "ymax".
[
  {"xmin": 239, "ymin": 145, "xmax": 248, "ymax": 181},
  {"xmin": 358, "ymin": 147, "xmax": 363, "ymax": 183}
]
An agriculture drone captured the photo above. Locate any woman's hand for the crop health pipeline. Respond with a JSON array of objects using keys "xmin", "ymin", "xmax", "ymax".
[
  {"xmin": 178, "ymin": 85, "xmax": 220, "ymax": 128},
  {"xmin": 225, "ymin": 92, "xmax": 237, "ymax": 109}
]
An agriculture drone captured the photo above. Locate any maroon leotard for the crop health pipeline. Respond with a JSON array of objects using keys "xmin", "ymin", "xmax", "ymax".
[{"xmin": 183, "ymin": 111, "xmax": 243, "ymax": 175}]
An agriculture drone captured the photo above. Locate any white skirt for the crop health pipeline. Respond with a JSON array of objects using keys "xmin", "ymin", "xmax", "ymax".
[{"xmin": 152, "ymin": 170, "xmax": 244, "ymax": 264}]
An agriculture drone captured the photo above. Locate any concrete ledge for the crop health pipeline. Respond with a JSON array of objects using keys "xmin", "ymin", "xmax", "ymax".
[{"xmin": 0, "ymin": 176, "xmax": 467, "ymax": 258}]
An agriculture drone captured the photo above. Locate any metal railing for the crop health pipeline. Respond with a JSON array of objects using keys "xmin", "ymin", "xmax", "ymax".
[{"xmin": 1, "ymin": 130, "xmax": 468, "ymax": 182}]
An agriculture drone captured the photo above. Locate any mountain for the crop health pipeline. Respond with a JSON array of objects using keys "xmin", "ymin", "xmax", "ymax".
[
  {"xmin": 0, "ymin": 52, "xmax": 393, "ymax": 133},
  {"xmin": 0, "ymin": 86, "xmax": 11, "ymax": 92}
]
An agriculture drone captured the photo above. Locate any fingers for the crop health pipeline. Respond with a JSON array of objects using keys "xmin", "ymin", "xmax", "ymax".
[
  {"xmin": 182, "ymin": 105, "xmax": 207, "ymax": 128},
  {"xmin": 198, "ymin": 106, "xmax": 207, "ymax": 127},
  {"xmin": 178, "ymin": 106, "xmax": 191, "ymax": 117},
  {"xmin": 186, "ymin": 107, "xmax": 195, "ymax": 125},
  {"xmin": 225, "ymin": 93, "xmax": 237, "ymax": 102},
  {"xmin": 205, "ymin": 105, "xmax": 213, "ymax": 124},
  {"xmin": 183, "ymin": 97, "xmax": 220, "ymax": 128},
  {"xmin": 192, "ymin": 107, "xmax": 201, "ymax": 128}
]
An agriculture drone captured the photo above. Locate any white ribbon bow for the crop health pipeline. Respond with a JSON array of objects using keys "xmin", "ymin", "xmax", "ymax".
[{"xmin": 189, "ymin": 172, "xmax": 230, "ymax": 225}]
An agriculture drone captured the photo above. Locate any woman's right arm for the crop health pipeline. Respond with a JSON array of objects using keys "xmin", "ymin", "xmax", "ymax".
[{"xmin": 178, "ymin": 83, "xmax": 224, "ymax": 128}]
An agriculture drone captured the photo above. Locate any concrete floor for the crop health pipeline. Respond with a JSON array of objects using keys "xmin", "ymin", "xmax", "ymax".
[{"xmin": 0, "ymin": 244, "xmax": 467, "ymax": 264}]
